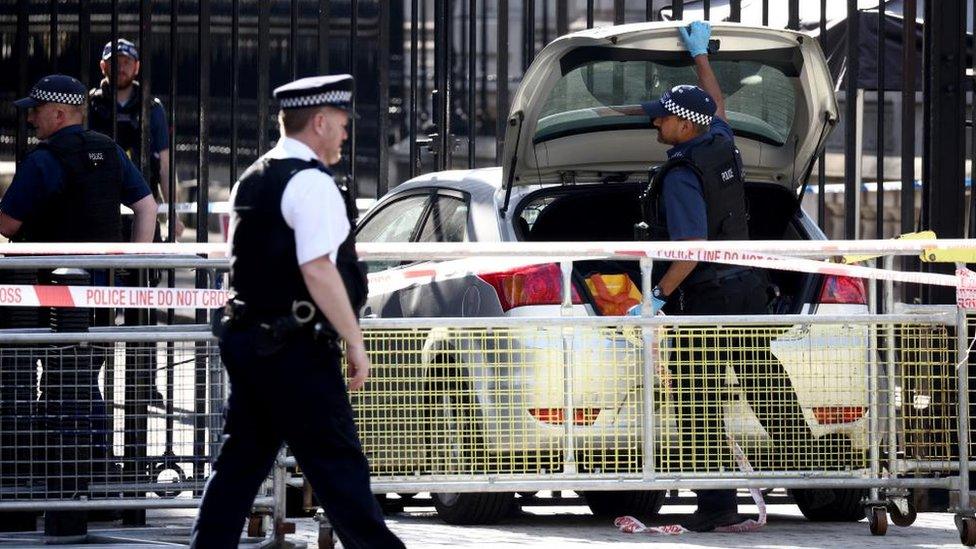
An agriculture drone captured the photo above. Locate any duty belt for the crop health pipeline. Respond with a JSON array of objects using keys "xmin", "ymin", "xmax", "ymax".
[{"xmin": 221, "ymin": 299, "xmax": 336, "ymax": 353}]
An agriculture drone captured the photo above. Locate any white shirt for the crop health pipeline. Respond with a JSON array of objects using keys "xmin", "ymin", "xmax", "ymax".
[{"xmin": 227, "ymin": 136, "xmax": 350, "ymax": 264}]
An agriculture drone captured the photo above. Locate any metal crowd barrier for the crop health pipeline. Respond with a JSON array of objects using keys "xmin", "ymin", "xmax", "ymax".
[
  {"xmin": 0, "ymin": 242, "xmax": 973, "ymax": 544},
  {"xmin": 0, "ymin": 255, "xmax": 288, "ymax": 545},
  {"xmin": 350, "ymin": 313, "xmax": 962, "ymax": 485},
  {"xmin": 0, "ymin": 327, "xmax": 230, "ymax": 512}
]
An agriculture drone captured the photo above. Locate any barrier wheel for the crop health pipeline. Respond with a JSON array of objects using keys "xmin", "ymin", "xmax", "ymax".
[
  {"xmin": 152, "ymin": 462, "xmax": 187, "ymax": 499},
  {"xmin": 868, "ymin": 506, "xmax": 887, "ymax": 536},
  {"xmin": 247, "ymin": 515, "xmax": 265, "ymax": 538},
  {"xmin": 318, "ymin": 525, "xmax": 335, "ymax": 549},
  {"xmin": 888, "ymin": 499, "xmax": 917, "ymax": 527},
  {"xmin": 958, "ymin": 516, "xmax": 976, "ymax": 546}
]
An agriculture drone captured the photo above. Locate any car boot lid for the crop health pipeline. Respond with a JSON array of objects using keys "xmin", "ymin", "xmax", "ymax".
[{"xmin": 500, "ymin": 21, "xmax": 838, "ymax": 214}]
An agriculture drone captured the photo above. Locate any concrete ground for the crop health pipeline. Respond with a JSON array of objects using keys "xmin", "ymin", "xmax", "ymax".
[
  {"xmin": 0, "ymin": 491, "xmax": 968, "ymax": 548},
  {"xmin": 296, "ymin": 497, "xmax": 966, "ymax": 549}
]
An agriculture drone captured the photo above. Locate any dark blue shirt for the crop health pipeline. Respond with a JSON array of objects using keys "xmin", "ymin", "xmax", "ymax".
[
  {"xmin": 123, "ymin": 96, "xmax": 169, "ymax": 155},
  {"xmin": 660, "ymin": 116, "xmax": 736, "ymax": 240},
  {"xmin": 0, "ymin": 125, "xmax": 152, "ymax": 223}
]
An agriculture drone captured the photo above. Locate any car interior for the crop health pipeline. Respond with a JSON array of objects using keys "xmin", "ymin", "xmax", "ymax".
[{"xmin": 515, "ymin": 181, "xmax": 817, "ymax": 314}]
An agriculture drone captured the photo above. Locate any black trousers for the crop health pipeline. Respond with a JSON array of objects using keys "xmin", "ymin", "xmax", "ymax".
[
  {"xmin": 668, "ymin": 269, "xmax": 812, "ymax": 512},
  {"xmin": 190, "ymin": 325, "xmax": 404, "ymax": 549}
]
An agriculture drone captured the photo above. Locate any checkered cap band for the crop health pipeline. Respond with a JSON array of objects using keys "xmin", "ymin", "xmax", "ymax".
[
  {"xmin": 662, "ymin": 96, "xmax": 712, "ymax": 125},
  {"xmin": 31, "ymin": 87, "xmax": 86, "ymax": 106},
  {"xmin": 279, "ymin": 90, "xmax": 352, "ymax": 109}
]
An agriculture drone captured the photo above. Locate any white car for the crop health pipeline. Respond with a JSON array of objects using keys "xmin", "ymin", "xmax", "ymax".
[{"xmin": 354, "ymin": 21, "xmax": 871, "ymax": 525}]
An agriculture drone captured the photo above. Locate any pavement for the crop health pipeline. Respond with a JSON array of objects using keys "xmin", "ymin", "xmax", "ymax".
[
  {"xmin": 288, "ymin": 493, "xmax": 965, "ymax": 549},
  {"xmin": 0, "ymin": 492, "xmax": 967, "ymax": 548}
]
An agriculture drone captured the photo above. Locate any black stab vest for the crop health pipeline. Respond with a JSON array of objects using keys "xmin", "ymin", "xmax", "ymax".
[
  {"xmin": 229, "ymin": 157, "xmax": 368, "ymax": 326},
  {"xmin": 640, "ymin": 133, "xmax": 750, "ymax": 287},
  {"xmin": 18, "ymin": 130, "xmax": 123, "ymax": 243},
  {"xmin": 89, "ymin": 81, "xmax": 162, "ymax": 193}
]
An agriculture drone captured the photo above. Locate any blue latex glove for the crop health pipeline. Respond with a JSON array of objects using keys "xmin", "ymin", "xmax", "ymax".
[
  {"xmin": 626, "ymin": 297, "xmax": 666, "ymax": 316},
  {"xmin": 679, "ymin": 21, "xmax": 711, "ymax": 57}
]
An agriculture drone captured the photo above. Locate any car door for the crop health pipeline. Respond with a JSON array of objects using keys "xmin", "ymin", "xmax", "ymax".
[
  {"xmin": 357, "ymin": 191, "xmax": 433, "ymax": 318},
  {"xmin": 398, "ymin": 191, "xmax": 473, "ymax": 318}
]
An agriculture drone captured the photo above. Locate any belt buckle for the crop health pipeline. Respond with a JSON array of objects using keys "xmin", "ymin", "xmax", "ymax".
[{"xmin": 292, "ymin": 300, "xmax": 315, "ymax": 325}]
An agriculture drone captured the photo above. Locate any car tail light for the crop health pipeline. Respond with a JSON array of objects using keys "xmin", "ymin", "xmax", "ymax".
[
  {"xmin": 477, "ymin": 263, "xmax": 581, "ymax": 312},
  {"xmin": 818, "ymin": 275, "xmax": 867, "ymax": 305},
  {"xmin": 812, "ymin": 406, "xmax": 866, "ymax": 425},
  {"xmin": 529, "ymin": 408, "xmax": 600, "ymax": 426}
]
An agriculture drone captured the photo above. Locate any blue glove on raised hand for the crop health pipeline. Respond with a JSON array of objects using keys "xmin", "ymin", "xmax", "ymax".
[
  {"xmin": 626, "ymin": 296, "xmax": 666, "ymax": 316},
  {"xmin": 679, "ymin": 20, "xmax": 711, "ymax": 58}
]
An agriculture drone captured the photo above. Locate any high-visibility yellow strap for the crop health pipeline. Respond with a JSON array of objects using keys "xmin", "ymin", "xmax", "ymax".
[
  {"xmin": 843, "ymin": 231, "xmax": 938, "ymax": 264},
  {"xmin": 921, "ymin": 248, "xmax": 976, "ymax": 263}
]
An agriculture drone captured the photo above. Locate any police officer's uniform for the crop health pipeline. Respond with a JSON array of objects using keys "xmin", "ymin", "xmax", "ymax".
[
  {"xmin": 88, "ymin": 39, "xmax": 169, "ymax": 243},
  {"xmin": 1, "ymin": 74, "xmax": 153, "ymax": 530},
  {"xmin": 89, "ymin": 40, "xmax": 170, "ymax": 403},
  {"xmin": 639, "ymin": 85, "xmax": 814, "ymax": 525},
  {"xmin": 190, "ymin": 75, "xmax": 404, "ymax": 549},
  {"xmin": 89, "ymin": 40, "xmax": 169, "ymax": 195},
  {"xmin": 3, "ymin": 75, "xmax": 152, "ymax": 242}
]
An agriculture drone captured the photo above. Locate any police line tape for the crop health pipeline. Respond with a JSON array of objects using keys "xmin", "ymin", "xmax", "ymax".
[
  {"xmin": 365, "ymin": 248, "xmax": 962, "ymax": 293},
  {"xmin": 367, "ymin": 254, "xmax": 976, "ymax": 309},
  {"xmin": 0, "ymin": 239, "xmax": 973, "ymax": 309},
  {"xmin": 0, "ymin": 238, "xmax": 972, "ymax": 260},
  {"xmin": 0, "ymin": 284, "xmax": 229, "ymax": 309}
]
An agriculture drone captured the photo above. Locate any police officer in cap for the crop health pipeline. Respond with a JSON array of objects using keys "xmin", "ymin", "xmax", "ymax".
[
  {"xmin": 634, "ymin": 22, "xmax": 813, "ymax": 531},
  {"xmin": 0, "ymin": 74, "xmax": 157, "ymax": 242},
  {"xmin": 0, "ymin": 75, "xmax": 156, "ymax": 530},
  {"xmin": 190, "ymin": 74, "xmax": 404, "ymax": 548},
  {"xmin": 89, "ymin": 38, "xmax": 183, "ymax": 239}
]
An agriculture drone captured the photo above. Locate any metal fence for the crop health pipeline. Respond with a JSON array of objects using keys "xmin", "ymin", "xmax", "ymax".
[
  {"xmin": 349, "ymin": 312, "xmax": 966, "ymax": 485},
  {"xmin": 0, "ymin": 329, "xmax": 230, "ymax": 510},
  {"xmin": 0, "ymin": 241, "xmax": 974, "ymax": 542}
]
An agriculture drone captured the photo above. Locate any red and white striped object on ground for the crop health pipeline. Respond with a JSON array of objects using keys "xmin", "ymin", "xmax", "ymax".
[{"xmin": 615, "ymin": 438, "xmax": 766, "ymax": 535}]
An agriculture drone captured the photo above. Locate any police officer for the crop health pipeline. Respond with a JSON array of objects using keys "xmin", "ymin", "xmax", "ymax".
[
  {"xmin": 91, "ymin": 39, "xmax": 172, "ymax": 406},
  {"xmin": 0, "ymin": 74, "xmax": 157, "ymax": 242},
  {"xmin": 190, "ymin": 75, "xmax": 404, "ymax": 548},
  {"xmin": 89, "ymin": 38, "xmax": 183, "ymax": 238},
  {"xmin": 636, "ymin": 22, "xmax": 813, "ymax": 531},
  {"xmin": 0, "ymin": 74, "xmax": 157, "ymax": 534}
]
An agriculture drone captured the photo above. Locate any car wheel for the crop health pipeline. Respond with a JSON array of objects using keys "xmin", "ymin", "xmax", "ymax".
[
  {"xmin": 582, "ymin": 490, "xmax": 666, "ymax": 518},
  {"xmin": 425, "ymin": 362, "xmax": 516, "ymax": 525},
  {"xmin": 432, "ymin": 492, "xmax": 515, "ymax": 525},
  {"xmin": 792, "ymin": 488, "xmax": 868, "ymax": 521}
]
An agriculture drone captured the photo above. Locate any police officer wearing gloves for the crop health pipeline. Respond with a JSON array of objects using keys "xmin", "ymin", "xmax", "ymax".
[
  {"xmin": 636, "ymin": 22, "xmax": 813, "ymax": 531},
  {"xmin": 90, "ymin": 38, "xmax": 183, "ymax": 239},
  {"xmin": 190, "ymin": 75, "xmax": 405, "ymax": 549},
  {"xmin": 0, "ymin": 74, "xmax": 157, "ymax": 242}
]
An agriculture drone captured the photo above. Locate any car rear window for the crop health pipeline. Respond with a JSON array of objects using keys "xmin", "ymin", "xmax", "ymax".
[{"xmin": 535, "ymin": 54, "xmax": 797, "ymax": 146}]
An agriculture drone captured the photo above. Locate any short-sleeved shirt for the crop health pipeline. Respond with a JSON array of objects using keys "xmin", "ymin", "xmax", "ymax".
[
  {"xmin": 144, "ymin": 99, "xmax": 169, "ymax": 156},
  {"xmin": 226, "ymin": 136, "xmax": 349, "ymax": 265},
  {"xmin": 0, "ymin": 125, "xmax": 152, "ymax": 223},
  {"xmin": 659, "ymin": 116, "xmax": 736, "ymax": 241}
]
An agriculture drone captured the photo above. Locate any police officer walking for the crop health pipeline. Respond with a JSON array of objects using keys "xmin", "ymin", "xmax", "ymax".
[
  {"xmin": 0, "ymin": 74, "xmax": 157, "ymax": 242},
  {"xmin": 89, "ymin": 38, "xmax": 183, "ymax": 238},
  {"xmin": 635, "ymin": 22, "xmax": 813, "ymax": 531},
  {"xmin": 190, "ymin": 74, "xmax": 404, "ymax": 548}
]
